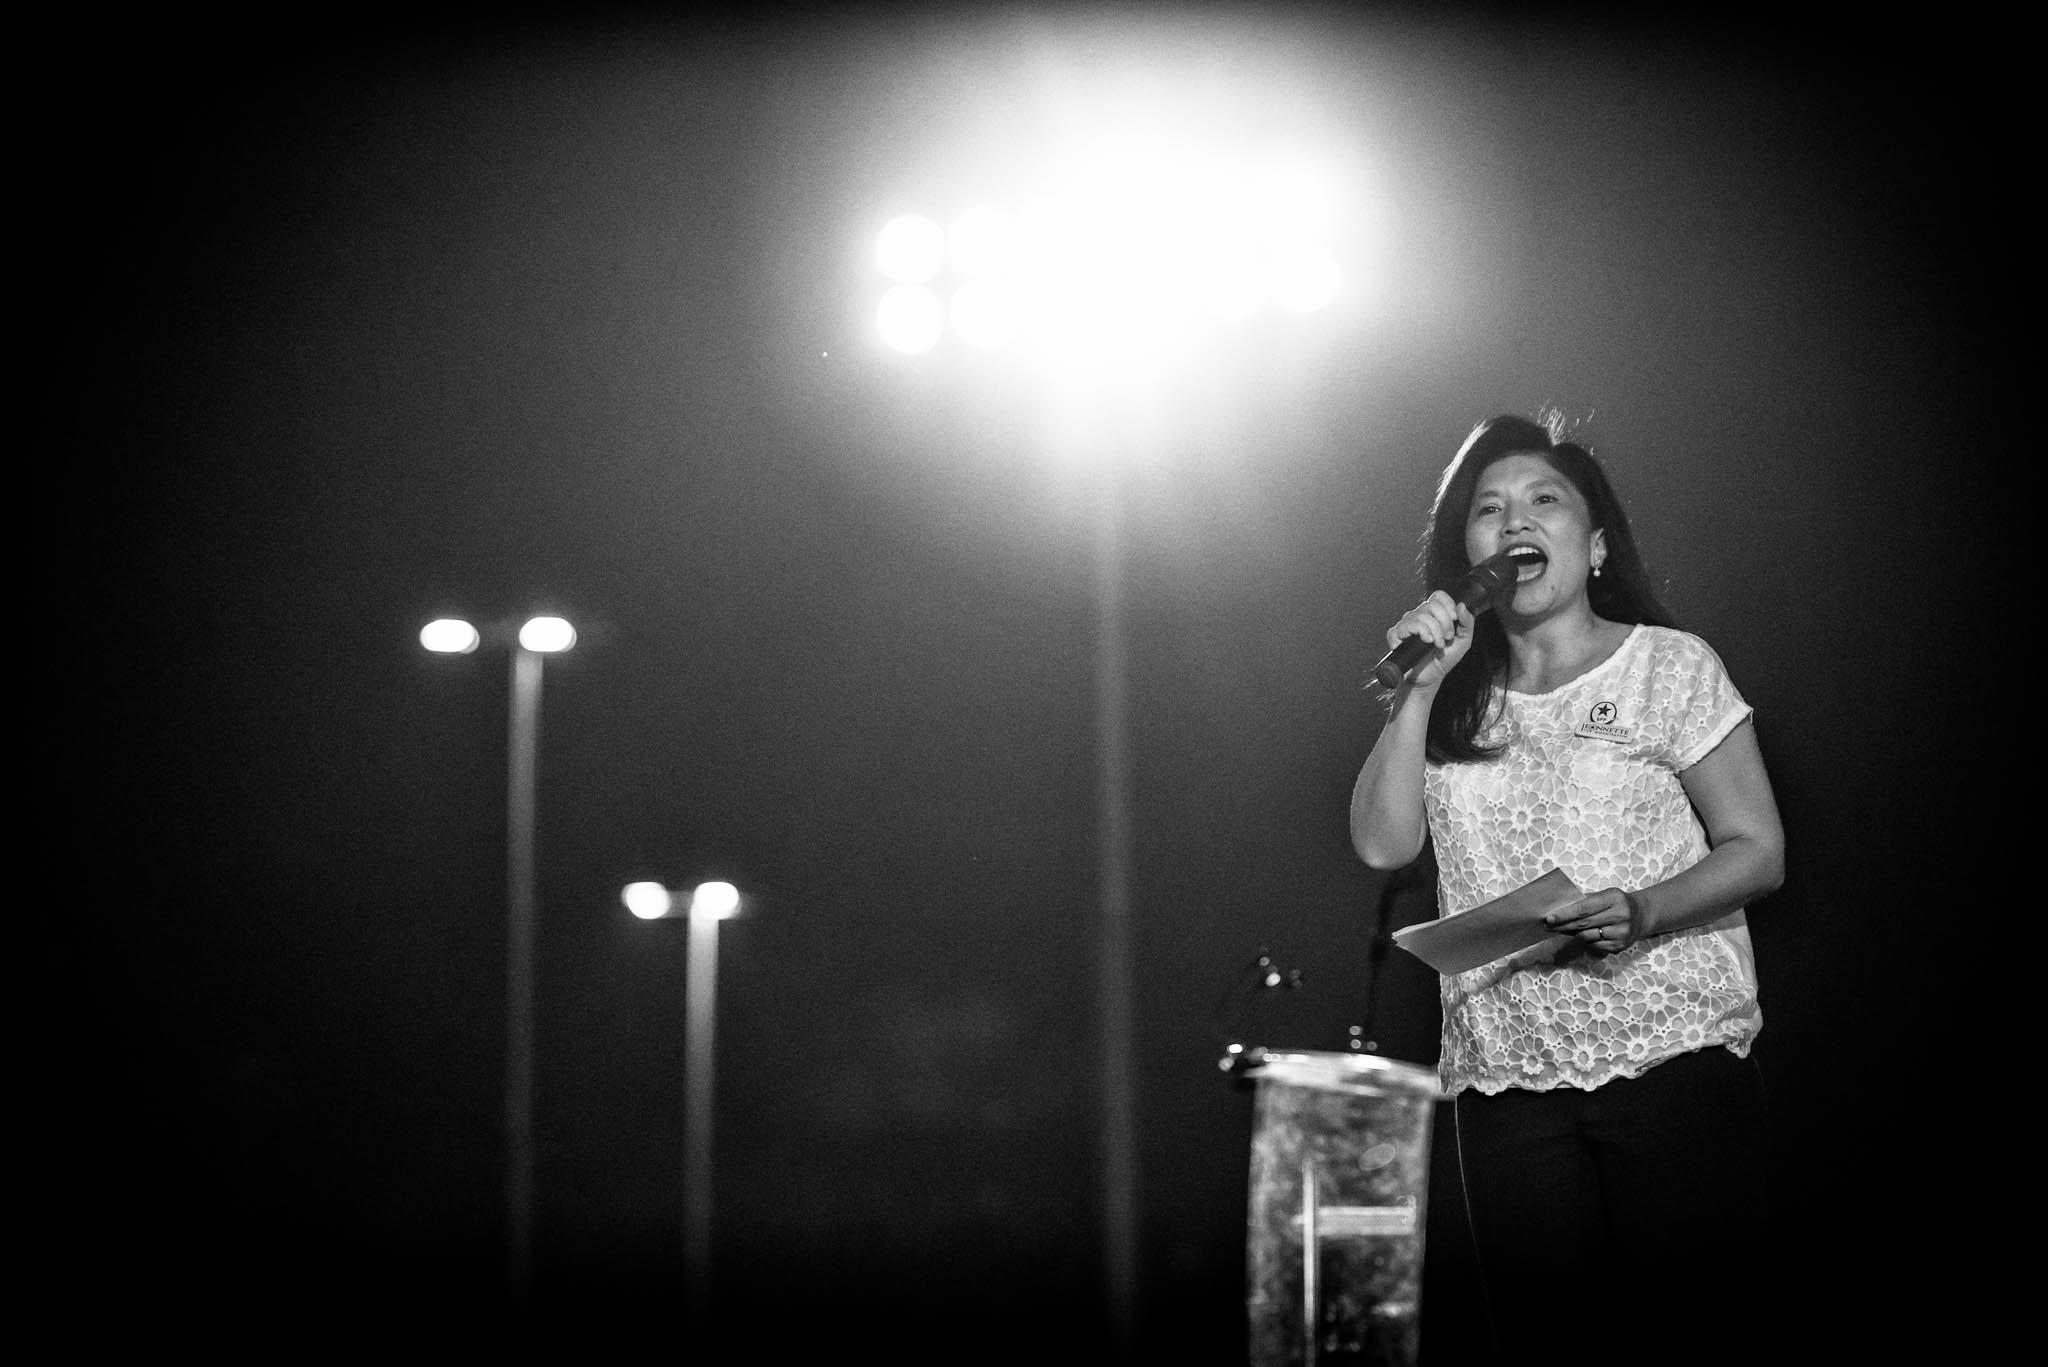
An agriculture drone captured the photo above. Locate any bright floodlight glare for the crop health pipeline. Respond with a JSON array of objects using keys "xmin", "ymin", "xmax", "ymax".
[
  {"xmin": 1009, "ymin": 198, "xmax": 1141, "ymax": 357},
  {"xmin": 868, "ymin": 132, "xmax": 1357, "ymax": 369},
  {"xmin": 623, "ymin": 881, "xmax": 674, "ymax": 920},
  {"xmin": 947, "ymin": 206, "xmax": 1014, "ymax": 278},
  {"xmin": 420, "ymin": 618, "xmax": 481, "ymax": 654},
  {"xmin": 877, "ymin": 284, "xmax": 945, "ymax": 354},
  {"xmin": 518, "ymin": 616, "xmax": 577, "ymax": 653},
  {"xmin": 692, "ymin": 880, "xmax": 741, "ymax": 919},
  {"xmin": 1198, "ymin": 254, "xmax": 1267, "ymax": 321},
  {"xmin": 1272, "ymin": 246, "xmax": 1341, "ymax": 314},
  {"xmin": 1185, "ymin": 207, "xmax": 1269, "ymax": 320},
  {"xmin": 877, "ymin": 215, "xmax": 947, "ymax": 284},
  {"xmin": 950, "ymin": 280, "xmax": 1020, "ymax": 349}
]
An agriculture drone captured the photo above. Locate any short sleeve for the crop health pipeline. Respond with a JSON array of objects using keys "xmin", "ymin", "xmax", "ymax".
[{"xmin": 1658, "ymin": 633, "xmax": 1753, "ymax": 770}]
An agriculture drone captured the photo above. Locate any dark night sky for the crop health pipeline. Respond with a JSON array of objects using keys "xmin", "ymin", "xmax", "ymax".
[{"xmin": 46, "ymin": 2, "xmax": 2008, "ymax": 1360}]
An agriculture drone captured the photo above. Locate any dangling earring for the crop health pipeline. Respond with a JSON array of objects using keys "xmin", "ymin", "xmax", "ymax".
[{"xmin": 1592, "ymin": 562, "xmax": 1603, "ymax": 578}]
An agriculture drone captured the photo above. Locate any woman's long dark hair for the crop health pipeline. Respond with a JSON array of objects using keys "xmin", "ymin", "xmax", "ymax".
[{"xmin": 1407, "ymin": 413, "xmax": 1676, "ymax": 763}]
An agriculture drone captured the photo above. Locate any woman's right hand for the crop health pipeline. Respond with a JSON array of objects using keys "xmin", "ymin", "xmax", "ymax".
[{"xmin": 1387, "ymin": 592, "xmax": 1476, "ymax": 692}]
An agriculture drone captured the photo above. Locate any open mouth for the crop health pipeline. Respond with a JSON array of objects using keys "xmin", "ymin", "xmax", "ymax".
[{"xmin": 1504, "ymin": 546, "xmax": 1548, "ymax": 582}]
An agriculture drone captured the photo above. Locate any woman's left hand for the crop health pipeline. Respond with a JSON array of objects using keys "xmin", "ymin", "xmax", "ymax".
[{"xmin": 1546, "ymin": 888, "xmax": 1644, "ymax": 957}]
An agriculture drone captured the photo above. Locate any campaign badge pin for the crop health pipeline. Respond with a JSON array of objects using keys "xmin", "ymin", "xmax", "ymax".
[{"xmin": 1574, "ymin": 699, "xmax": 1635, "ymax": 743}]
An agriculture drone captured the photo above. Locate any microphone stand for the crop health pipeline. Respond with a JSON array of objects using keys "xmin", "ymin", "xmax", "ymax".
[
  {"xmin": 1216, "ymin": 947, "xmax": 1305, "ymax": 1079},
  {"xmin": 1348, "ymin": 853, "xmax": 1432, "ymax": 1057}
]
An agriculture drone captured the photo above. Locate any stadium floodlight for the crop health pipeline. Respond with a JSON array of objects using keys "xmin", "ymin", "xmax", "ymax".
[
  {"xmin": 623, "ymin": 881, "xmax": 674, "ymax": 920},
  {"xmin": 417, "ymin": 606, "xmax": 580, "ymax": 1294},
  {"xmin": 869, "ymin": 147, "xmax": 1348, "ymax": 367},
  {"xmin": 877, "ymin": 214, "xmax": 947, "ymax": 283},
  {"xmin": 517, "ymin": 616, "xmax": 577, "ymax": 653},
  {"xmin": 420, "ymin": 618, "xmax": 481, "ymax": 654},
  {"xmin": 878, "ymin": 283, "xmax": 947, "ymax": 354},
  {"xmin": 622, "ymin": 876, "xmax": 747, "ymax": 1321}
]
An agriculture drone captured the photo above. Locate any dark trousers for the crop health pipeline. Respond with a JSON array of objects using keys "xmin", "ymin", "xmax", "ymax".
[{"xmin": 1451, "ymin": 1045, "xmax": 1769, "ymax": 1365}]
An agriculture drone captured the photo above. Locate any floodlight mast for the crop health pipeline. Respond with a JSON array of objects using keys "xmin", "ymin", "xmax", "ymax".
[
  {"xmin": 420, "ymin": 613, "xmax": 575, "ymax": 1297},
  {"xmin": 621, "ymin": 878, "xmax": 744, "ymax": 1329},
  {"xmin": 862, "ymin": 161, "xmax": 1344, "ymax": 1341}
]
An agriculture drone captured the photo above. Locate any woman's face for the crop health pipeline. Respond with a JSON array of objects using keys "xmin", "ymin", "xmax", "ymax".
[{"xmin": 1463, "ymin": 452, "xmax": 1606, "ymax": 617}]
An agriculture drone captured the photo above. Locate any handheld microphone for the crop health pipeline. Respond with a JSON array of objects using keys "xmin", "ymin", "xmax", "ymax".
[{"xmin": 1370, "ymin": 550, "xmax": 1519, "ymax": 689}]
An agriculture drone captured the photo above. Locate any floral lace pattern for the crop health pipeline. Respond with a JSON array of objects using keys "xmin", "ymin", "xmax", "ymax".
[{"xmin": 1423, "ymin": 625, "xmax": 1761, "ymax": 1095}]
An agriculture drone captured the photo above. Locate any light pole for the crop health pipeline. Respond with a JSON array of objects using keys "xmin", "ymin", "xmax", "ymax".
[
  {"xmin": 869, "ymin": 139, "xmax": 1347, "ymax": 1341},
  {"xmin": 421, "ymin": 612, "xmax": 577, "ymax": 1295},
  {"xmin": 1089, "ymin": 457, "xmax": 1139, "ymax": 1339},
  {"xmin": 623, "ymin": 878, "xmax": 743, "ymax": 1324}
]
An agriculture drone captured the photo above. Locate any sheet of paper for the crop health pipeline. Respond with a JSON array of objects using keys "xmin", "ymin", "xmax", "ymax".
[{"xmin": 1392, "ymin": 867, "xmax": 1582, "ymax": 975}]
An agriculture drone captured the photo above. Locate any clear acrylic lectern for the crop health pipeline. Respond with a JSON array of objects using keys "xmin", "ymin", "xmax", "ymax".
[{"xmin": 1241, "ymin": 1049, "xmax": 1443, "ymax": 1367}]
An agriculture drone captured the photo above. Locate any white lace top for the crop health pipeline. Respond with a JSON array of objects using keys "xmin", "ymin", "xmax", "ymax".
[{"xmin": 1423, "ymin": 624, "xmax": 1761, "ymax": 1096}]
